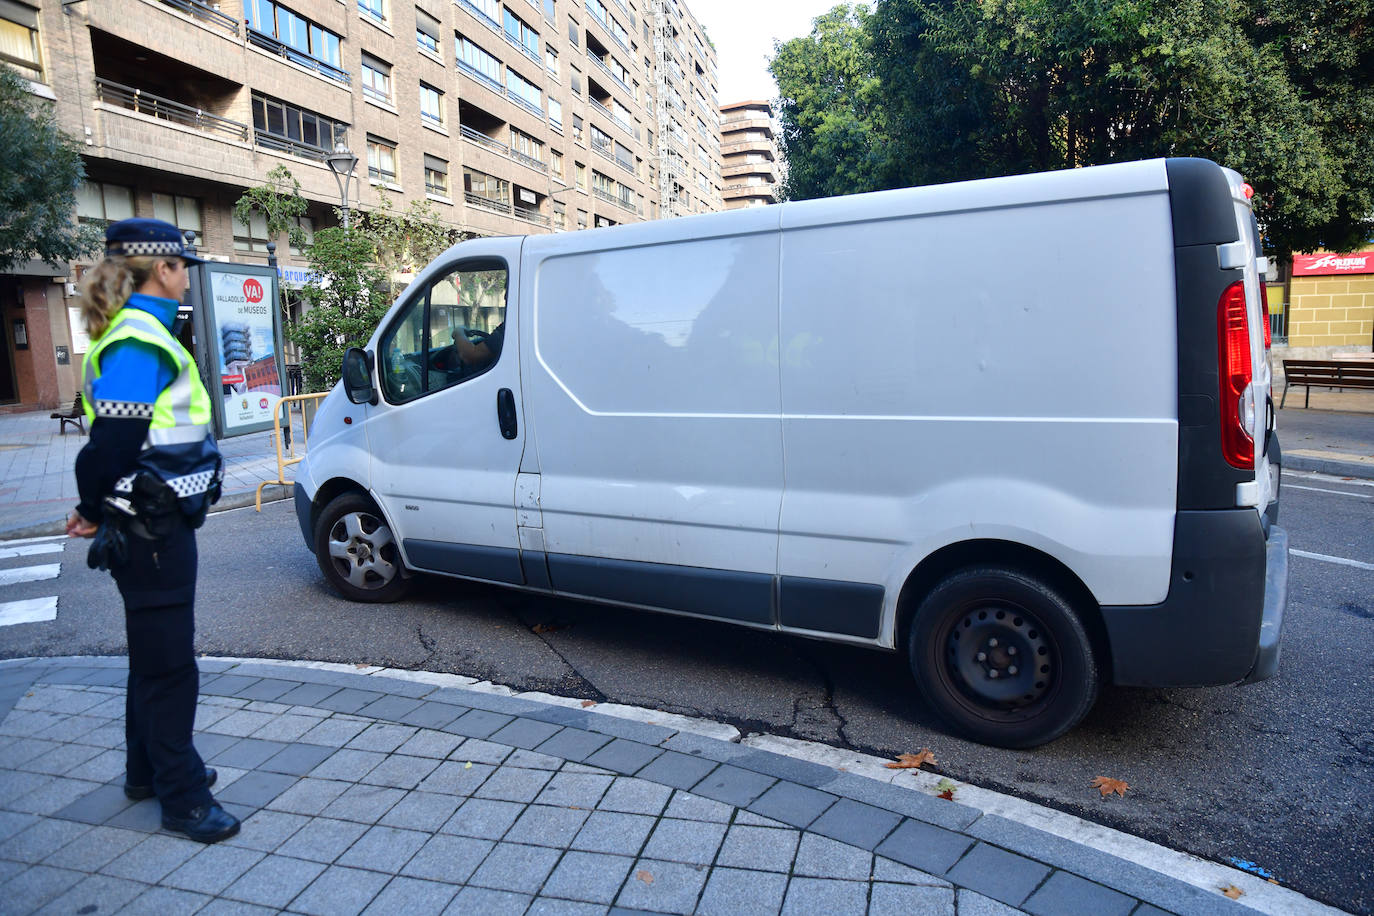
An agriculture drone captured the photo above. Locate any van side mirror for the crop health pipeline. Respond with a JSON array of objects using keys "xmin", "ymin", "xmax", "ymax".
[{"xmin": 342, "ymin": 347, "xmax": 377, "ymax": 405}]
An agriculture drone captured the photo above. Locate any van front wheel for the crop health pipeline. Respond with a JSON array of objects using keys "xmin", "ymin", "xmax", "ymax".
[
  {"xmin": 314, "ymin": 493, "xmax": 413, "ymax": 603},
  {"xmin": 908, "ymin": 567, "xmax": 1097, "ymax": 748}
]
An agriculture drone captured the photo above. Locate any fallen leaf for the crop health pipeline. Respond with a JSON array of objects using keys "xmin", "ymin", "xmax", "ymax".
[
  {"xmin": 1221, "ymin": 885, "xmax": 1244, "ymax": 899},
  {"xmin": 636, "ymin": 870, "xmax": 654, "ymax": 885},
  {"xmin": 532, "ymin": 622, "xmax": 568, "ymax": 634},
  {"xmin": 937, "ymin": 789, "xmax": 955, "ymax": 800},
  {"xmin": 580, "ymin": 700, "xmax": 597, "ymax": 708},
  {"xmin": 936, "ymin": 778, "xmax": 958, "ymax": 800},
  {"xmin": 886, "ymin": 749, "xmax": 937, "ymax": 770},
  {"xmin": 1091, "ymin": 776, "xmax": 1129, "ymax": 797},
  {"xmin": 464, "ymin": 761, "xmax": 473, "ymax": 769},
  {"xmin": 354, "ymin": 663, "xmax": 369, "ymax": 669}
]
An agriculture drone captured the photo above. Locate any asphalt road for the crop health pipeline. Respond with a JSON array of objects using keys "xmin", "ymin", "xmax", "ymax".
[{"xmin": 2, "ymin": 470, "xmax": 1370, "ymax": 914}]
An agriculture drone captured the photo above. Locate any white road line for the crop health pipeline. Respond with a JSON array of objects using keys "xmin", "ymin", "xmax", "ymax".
[
  {"xmin": 1283, "ymin": 469, "xmax": 1374, "ymax": 488},
  {"xmin": 0, "ymin": 534, "xmax": 67, "ymax": 546},
  {"xmin": 0, "ymin": 543, "xmax": 63, "ymax": 561},
  {"xmin": 0, "ymin": 564, "xmax": 60, "ymax": 587},
  {"xmin": 0, "ymin": 597, "xmax": 58, "ymax": 627},
  {"xmin": 1284, "ymin": 484, "xmax": 1373, "ymax": 499},
  {"xmin": 1290, "ymin": 549, "xmax": 1374, "ymax": 572}
]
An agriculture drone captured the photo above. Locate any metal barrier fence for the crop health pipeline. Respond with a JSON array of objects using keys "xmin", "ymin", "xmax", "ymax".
[{"xmin": 255, "ymin": 391, "xmax": 330, "ymax": 511}]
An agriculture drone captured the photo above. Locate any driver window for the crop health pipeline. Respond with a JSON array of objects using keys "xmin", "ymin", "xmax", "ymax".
[{"xmin": 379, "ymin": 259, "xmax": 508, "ymax": 403}]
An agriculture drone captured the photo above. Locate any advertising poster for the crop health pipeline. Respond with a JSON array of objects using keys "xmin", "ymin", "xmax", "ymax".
[{"xmin": 208, "ymin": 268, "xmax": 282, "ymax": 436}]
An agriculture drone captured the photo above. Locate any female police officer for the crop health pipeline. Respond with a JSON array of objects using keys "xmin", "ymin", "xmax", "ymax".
[{"xmin": 67, "ymin": 218, "xmax": 238, "ymax": 843}]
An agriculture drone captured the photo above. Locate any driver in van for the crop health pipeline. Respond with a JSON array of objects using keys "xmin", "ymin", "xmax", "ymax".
[{"xmin": 451, "ymin": 322, "xmax": 504, "ymax": 369}]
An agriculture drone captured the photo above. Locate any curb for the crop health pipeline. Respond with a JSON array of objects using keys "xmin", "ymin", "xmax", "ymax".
[
  {"xmin": 0, "ymin": 485, "xmax": 294, "ymax": 541},
  {"xmin": 1282, "ymin": 455, "xmax": 1374, "ymax": 480}
]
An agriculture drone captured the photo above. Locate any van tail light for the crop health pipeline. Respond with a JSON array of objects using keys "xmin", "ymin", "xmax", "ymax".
[
  {"xmin": 1259, "ymin": 281, "xmax": 1272, "ymax": 349},
  {"xmin": 1218, "ymin": 281, "xmax": 1255, "ymax": 469}
]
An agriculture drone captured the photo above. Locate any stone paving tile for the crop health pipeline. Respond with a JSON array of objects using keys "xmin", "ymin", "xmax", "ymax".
[
  {"xmin": 876, "ymin": 818, "xmax": 976, "ymax": 878},
  {"xmin": 220, "ymin": 853, "xmax": 327, "ymax": 908},
  {"xmin": 400, "ymin": 833, "xmax": 494, "ymax": 884},
  {"xmin": 535, "ymin": 771, "xmax": 615, "ymax": 809},
  {"xmin": 697, "ymin": 865, "xmax": 789, "ymax": 916},
  {"xmin": 41, "ymin": 823, "xmax": 146, "ymax": 872},
  {"xmin": 196, "ymin": 896, "xmax": 281, "ymax": 915},
  {"xmin": 1022, "ymin": 870, "xmax": 1136, "ymax": 916},
  {"xmin": 292, "ymin": 864, "xmax": 393, "ymax": 916},
  {"xmin": 782, "ymin": 876, "xmax": 870, "ymax": 915},
  {"xmin": 356, "ymin": 695, "xmax": 424, "ymax": 722},
  {"xmin": 504, "ymin": 803, "xmax": 591, "ymax": 848},
  {"xmin": 418, "ymin": 761, "xmax": 495, "ymax": 797},
  {"xmin": 584, "ymin": 738, "xmax": 663, "ymax": 776},
  {"xmin": 63, "ymin": 748, "xmax": 124, "ymax": 784},
  {"xmin": 452, "ymin": 739, "xmax": 516, "ymax": 766},
  {"xmin": 311, "ymin": 747, "xmax": 387, "ymax": 782},
  {"xmin": 223, "ymin": 809, "xmax": 311, "ymax": 853},
  {"xmin": 396, "ymin": 729, "xmax": 465, "ymax": 760},
  {"xmin": 361, "ymin": 875, "xmax": 460, "ymax": 915},
  {"xmin": 396, "ymin": 702, "xmax": 468, "ymax": 732},
  {"xmin": 447, "ymin": 710, "xmax": 514, "ymax": 739},
  {"xmin": 233, "ymin": 678, "xmax": 296, "ymax": 703},
  {"xmin": 276, "ymin": 817, "xmax": 370, "ymax": 864},
  {"xmin": 570, "ymin": 810, "xmax": 657, "ymax": 857},
  {"xmin": 945, "ymin": 843, "xmax": 1050, "ymax": 908},
  {"xmin": 380, "ymin": 791, "xmax": 465, "ymax": 832},
  {"xmin": 275, "ymin": 683, "xmax": 342, "ymax": 708},
  {"xmin": 542, "ymin": 850, "xmax": 635, "ymax": 905},
  {"xmin": 249, "ymin": 712, "xmax": 322, "ymax": 743},
  {"xmin": 207, "ymin": 710, "xmax": 278, "ymax": 738},
  {"xmin": 808, "ymin": 797, "xmax": 904, "ymax": 851},
  {"xmin": 119, "ymin": 884, "xmax": 215, "ymax": 915},
  {"xmin": 869, "ymin": 883, "xmax": 957, "ymax": 915},
  {"xmin": 214, "ymin": 770, "xmax": 297, "ymax": 809},
  {"xmin": 214, "ymin": 737, "xmax": 291, "ymax": 770},
  {"xmin": 298, "ymin": 717, "xmax": 371, "ymax": 748},
  {"xmin": 348, "ymin": 723, "xmax": 420, "ymax": 754},
  {"xmin": 360, "ymin": 753, "xmax": 441, "ymax": 790},
  {"xmin": 534, "ymin": 727, "xmax": 613, "ymax": 763},
  {"xmin": 635, "ymin": 750, "xmax": 718, "ymax": 791},
  {"xmin": 597, "ymin": 777, "xmax": 673, "ymax": 816},
  {"xmin": 0, "ymin": 770, "xmax": 52, "ymax": 808},
  {"xmin": 690, "ymin": 764, "xmax": 776, "ymax": 808},
  {"xmin": 260, "ymin": 742, "xmax": 335, "ymax": 776},
  {"xmin": 0, "ymin": 863, "xmax": 86, "ymax": 911},
  {"xmin": 467, "ymin": 841, "xmax": 562, "ymax": 895},
  {"xmin": 101, "ymin": 798, "xmax": 163, "ymax": 833},
  {"xmin": 441, "ymin": 798, "xmax": 526, "ymax": 841},
  {"xmin": 0, "ymin": 816, "xmax": 90, "ymax": 863},
  {"xmin": 615, "ymin": 858, "xmax": 710, "ymax": 914},
  {"xmin": 526, "ymin": 898, "xmax": 607, "ymax": 915},
  {"xmin": 794, "ymin": 832, "xmax": 874, "ymax": 880},
  {"xmin": 663, "ymin": 791, "xmax": 733, "ymax": 824},
  {"xmin": 99, "ymin": 833, "xmax": 200, "ymax": 882},
  {"xmin": 446, "ymin": 885, "xmax": 533, "ymax": 915},
  {"xmin": 716, "ymin": 824, "xmax": 801, "ymax": 872},
  {"xmin": 489, "ymin": 718, "xmax": 562, "ymax": 750},
  {"xmin": 30, "ymin": 872, "xmax": 146, "ymax": 916},
  {"xmin": 473, "ymin": 766, "xmax": 553, "ymax": 803},
  {"xmin": 642, "ymin": 817, "xmax": 728, "ymax": 866},
  {"xmin": 21, "ymin": 743, "xmax": 105, "ymax": 777},
  {"xmin": 326, "ymin": 783, "xmax": 408, "ymax": 824},
  {"xmin": 506, "ymin": 749, "xmax": 563, "ymax": 770},
  {"xmin": 0, "ymin": 737, "xmax": 61, "ymax": 770},
  {"xmin": 313, "ymin": 688, "xmax": 386, "ymax": 715},
  {"xmin": 956, "ymin": 889, "xmax": 1031, "ymax": 915},
  {"xmin": 266, "ymin": 777, "xmax": 352, "ymax": 816},
  {"xmin": 338, "ymin": 824, "xmax": 431, "ymax": 874},
  {"xmin": 872, "ymin": 855, "xmax": 953, "ymax": 887},
  {"xmin": 161, "ymin": 843, "xmax": 265, "ymax": 895},
  {"xmin": 50, "ymin": 783, "xmax": 134, "ymax": 825},
  {"xmin": 8, "ymin": 775, "xmax": 102, "ymax": 815}
]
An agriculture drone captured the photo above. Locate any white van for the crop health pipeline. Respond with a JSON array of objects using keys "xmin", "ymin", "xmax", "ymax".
[{"xmin": 293, "ymin": 157, "xmax": 1286, "ymax": 748}]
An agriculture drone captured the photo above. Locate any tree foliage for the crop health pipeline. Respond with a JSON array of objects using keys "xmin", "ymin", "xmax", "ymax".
[
  {"xmin": 232, "ymin": 164, "xmax": 308, "ymax": 251},
  {"xmin": 770, "ymin": 0, "xmax": 1374, "ymax": 256},
  {"xmin": 0, "ymin": 67, "xmax": 102, "ymax": 271}
]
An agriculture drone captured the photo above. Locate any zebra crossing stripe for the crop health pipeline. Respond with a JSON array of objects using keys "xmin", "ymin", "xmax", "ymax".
[
  {"xmin": 0, "ymin": 564, "xmax": 60, "ymax": 587},
  {"xmin": 0, "ymin": 535, "xmax": 66, "ymax": 547},
  {"xmin": 0, "ymin": 543, "xmax": 62, "ymax": 561},
  {"xmin": 0, "ymin": 598, "xmax": 58, "ymax": 627}
]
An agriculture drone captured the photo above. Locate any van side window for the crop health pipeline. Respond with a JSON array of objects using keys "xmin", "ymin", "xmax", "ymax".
[{"xmin": 378, "ymin": 259, "xmax": 508, "ymax": 403}]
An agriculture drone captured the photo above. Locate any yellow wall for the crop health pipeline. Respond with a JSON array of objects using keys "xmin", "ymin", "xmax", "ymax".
[{"xmin": 1286, "ymin": 244, "xmax": 1374, "ymax": 348}]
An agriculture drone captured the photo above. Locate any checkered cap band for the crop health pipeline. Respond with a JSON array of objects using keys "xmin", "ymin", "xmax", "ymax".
[
  {"xmin": 113, "ymin": 474, "xmax": 136, "ymax": 494},
  {"xmin": 107, "ymin": 240, "xmax": 184, "ymax": 257},
  {"xmin": 167, "ymin": 469, "xmax": 217, "ymax": 497},
  {"xmin": 94, "ymin": 399, "xmax": 154, "ymax": 420}
]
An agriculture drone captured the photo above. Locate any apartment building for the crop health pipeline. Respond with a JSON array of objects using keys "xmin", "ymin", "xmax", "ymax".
[
  {"xmin": 0, "ymin": 0, "xmax": 723, "ymax": 408},
  {"xmin": 719, "ymin": 99, "xmax": 778, "ymax": 209}
]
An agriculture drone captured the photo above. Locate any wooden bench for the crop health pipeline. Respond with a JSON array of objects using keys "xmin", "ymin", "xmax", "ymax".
[
  {"xmin": 50, "ymin": 392, "xmax": 85, "ymax": 435},
  {"xmin": 1280, "ymin": 359, "xmax": 1374, "ymax": 408}
]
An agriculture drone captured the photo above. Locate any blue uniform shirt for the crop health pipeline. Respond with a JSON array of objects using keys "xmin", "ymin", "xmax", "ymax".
[{"xmin": 89, "ymin": 293, "xmax": 180, "ymax": 405}]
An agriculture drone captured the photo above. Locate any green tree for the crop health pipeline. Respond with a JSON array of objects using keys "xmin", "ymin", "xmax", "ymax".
[
  {"xmin": 0, "ymin": 67, "xmax": 102, "ymax": 271},
  {"xmin": 233, "ymin": 164, "xmax": 308, "ymax": 251}
]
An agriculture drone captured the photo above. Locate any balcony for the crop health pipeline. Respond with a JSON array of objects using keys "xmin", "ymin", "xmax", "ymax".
[
  {"xmin": 592, "ymin": 187, "xmax": 616, "ymax": 206},
  {"xmin": 159, "ymin": 0, "xmax": 238, "ymax": 34},
  {"xmin": 584, "ymin": 1, "xmax": 631, "ymax": 54},
  {"xmin": 510, "ymin": 148, "xmax": 549, "ymax": 173},
  {"xmin": 503, "ymin": 31, "xmax": 542, "ymax": 66},
  {"xmin": 456, "ymin": 0, "xmax": 503, "ymax": 36},
  {"xmin": 466, "ymin": 192, "xmax": 512, "ymax": 214},
  {"xmin": 589, "ymin": 54, "xmax": 632, "ymax": 97},
  {"xmin": 95, "ymin": 78, "xmax": 248, "ymax": 141},
  {"xmin": 457, "ymin": 60, "xmax": 507, "ymax": 98},
  {"xmin": 255, "ymin": 132, "xmax": 332, "ymax": 162},
  {"xmin": 589, "ymin": 99, "xmax": 635, "ymax": 139},
  {"xmin": 248, "ymin": 29, "xmax": 350, "ymax": 85},
  {"xmin": 514, "ymin": 203, "xmax": 550, "ymax": 225},
  {"xmin": 507, "ymin": 92, "xmax": 545, "ymax": 120},
  {"xmin": 461, "ymin": 123, "xmax": 510, "ymax": 155}
]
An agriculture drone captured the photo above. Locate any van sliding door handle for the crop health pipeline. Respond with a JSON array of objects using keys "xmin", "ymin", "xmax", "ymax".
[{"xmin": 496, "ymin": 388, "xmax": 518, "ymax": 440}]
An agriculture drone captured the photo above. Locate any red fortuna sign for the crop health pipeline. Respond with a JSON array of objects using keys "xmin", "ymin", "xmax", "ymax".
[{"xmin": 1291, "ymin": 252, "xmax": 1373, "ymax": 276}]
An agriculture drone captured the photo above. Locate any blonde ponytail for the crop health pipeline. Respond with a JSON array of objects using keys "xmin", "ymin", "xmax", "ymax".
[{"xmin": 75, "ymin": 255, "xmax": 175, "ymax": 341}]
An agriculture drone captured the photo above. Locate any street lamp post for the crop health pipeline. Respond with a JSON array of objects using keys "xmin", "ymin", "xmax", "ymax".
[{"xmin": 325, "ymin": 142, "xmax": 358, "ymax": 229}]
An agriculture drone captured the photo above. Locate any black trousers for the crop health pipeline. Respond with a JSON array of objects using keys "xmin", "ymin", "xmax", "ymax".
[{"xmin": 112, "ymin": 521, "xmax": 213, "ymax": 817}]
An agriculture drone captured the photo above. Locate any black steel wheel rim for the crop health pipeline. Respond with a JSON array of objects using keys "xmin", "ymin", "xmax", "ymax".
[{"xmin": 941, "ymin": 601, "xmax": 1058, "ymax": 720}]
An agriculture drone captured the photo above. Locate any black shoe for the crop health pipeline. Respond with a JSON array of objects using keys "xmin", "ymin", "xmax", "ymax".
[
  {"xmin": 161, "ymin": 803, "xmax": 240, "ymax": 844},
  {"xmin": 124, "ymin": 767, "xmax": 218, "ymax": 801}
]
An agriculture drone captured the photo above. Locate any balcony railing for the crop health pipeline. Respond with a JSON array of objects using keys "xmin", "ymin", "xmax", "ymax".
[
  {"xmin": 503, "ymin": 30, "xmax": 542, "ymax": 66},
  {"xmin": 254, "ymin": 131, "xmax": 330, "ymax": 161},
  {"xmin": 589, "ymin": 98, "xmax": 636, "ymax": 139},
  {"xmin": 615, "ymin": 195, "xmax": 636, "ymax": 213},
  {"xmin": 584, "ymin": 1, "xmax": 630, "ymax": 54},
  {"xmin": 508, "ymin": 92, "xmax": 545, "ymax": 119},
  {"xmin": 591, "ymin": 137, "xmax": 614, "ymax": 162},
  {"xmin": 247, "ymin": 29, "xmax": 351, "ymax": 84},
  {"xmin": 466, "ymin": 192, "xmax": 512, "ymax": 214},
  {"xmin": 95, "ymin": 78, "xmax": 249, "ymax": 141},
  {"xmin": 615, "ymin": 158, "xmax": 636, "ymax": 178},
  {"xmin": 589, "ymin": 54, "xmax": 631, "ymax": 97},
  {"xmin": 514, "ymin": 204, "xmax": 550, "ymax": 225},
  {"xmin": 510, "ymin": 148, "xmax": 548, "ymax": 173},
  {"xmin": 460, "ymin": 124, "xmax": 509, "ymax": 155},
  {"xmin": 457, "ymin": 60, "xmax": 506, "ymax": 97},
  {"xmin": 159, "ymin": 0, "xmax": 238, "ymax": 34},
  {"xmin": 592, "ymin": 187, "xmax": 616, "ymax": 205},
  {"xmin": 457, "ymin": 0, "xmax": 503, "ymax": 35}
]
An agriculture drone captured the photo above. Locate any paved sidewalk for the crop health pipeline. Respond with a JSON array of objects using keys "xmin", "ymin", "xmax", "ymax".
[{"xmin": 0, "ymin": 657, "xmax": 1343, "ymax": 916}]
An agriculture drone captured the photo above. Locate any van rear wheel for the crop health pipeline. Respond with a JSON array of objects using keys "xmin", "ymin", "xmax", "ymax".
[
  {"xmin": 314, "ymin": 493, "xmax": 413, "ymax": 603},
  {"xmin": 908, "ymin": 567, "xmax": 1097, "ymax": 748}
]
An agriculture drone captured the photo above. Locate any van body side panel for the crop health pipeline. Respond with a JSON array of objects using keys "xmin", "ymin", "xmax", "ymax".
[
  {"xmin": 546, "ymin": 554, "xmax": 774, "ymax": 624},
  {"xmin": 404, "ymin": 540, "xmax": 525, "ymax": 584},
  {"xmin": 777, "ymin": 179, "xmax": 1180, "ymax": 644},
  {"xmin": 528, "ymin": 220, "xmax": 784, "ymax": 620}
]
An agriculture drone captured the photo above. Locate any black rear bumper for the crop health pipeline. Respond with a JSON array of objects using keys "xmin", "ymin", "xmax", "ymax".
[{"xmin": 1101, "ymin": 510, "xmax": 1286, "ymax": 687}]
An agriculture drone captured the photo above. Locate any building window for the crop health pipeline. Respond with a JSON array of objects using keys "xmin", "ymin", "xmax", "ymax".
[
  {"xmin": 510, "ymin": 127, "xmax": 544, "ymax": 163},
  {"xmin": 420, "ymin": 82, "xmax": 444, "ymax": 125},
  {"xmin": 288, "ymin": 216, "xmax": 314, "ymax": 256},
  {"xmin": 233, "ymin": 211, "xmax": 271, "ymax": 253},
  {"xmin": 566, "ymin": 18, "xmax": 578, "ymax": 47},
  {"xmin": 503, "ymin": 8, "xmax": 539, "ymax": 59},
  {"xmin": 550, "ymin": 149, "xmax": 564, "ymax": 179},
  {"xmin": 569, "ymin": 68, "xmax": 581, "ymax": 97},
  {"xmin": 362, "ymin": 54, "xmax": 393, "ymax": 104},
  {"xmin": 575, "ymin": 161, "xmax": 586, "ymax": 190},
  {"xmin": 544, "ymin": 44, "xmax": 558, "ymax": 77},
  {"xmin": 505, "ymin": 68, "xmax": 542, "ymax": 114},
  {"xmin": 368, "ymin": 136, "xmax": 398, "ymax": 183},
  {"xmin": 469, "ymin": 0, "xmax": 500, "ymax": 23},
  {"xmin": 252, "ymin": 93, "xmax": 348, "ymax": 159},
  {"xmin": 464, "ymin": 167, "xmax": 509, "ymax": 207},
  {"xmin": 75, "ymin": 182, "xmax": 134, "ymax": 226},
  {"xmin": 544, "ymin": 0, "xmax": 556, "ymax": 22},
  {"xmin": 245, "ymin": 0, "xmax": 341, "ymax": 70},
  {"xmin": 152, "ymin": 194, "xmax": 203, "ymax": 237},
  {"xmin": 572, "ymin": 114, "xmax": 583, "ymax": 143},
  {"xmin": 577, "ymin": 210, "xmax": 587, "ymax": 230},
  {"xmin": 416, "ymin": 7, "xmax": 441, "ymax": 54},
  {"xmin": 425, "ymin": 154, "xmax": 450, "ymax": 196},
  {"xmin": 0, "ymin": 4, "xmax": 43, "ymax": 82},
  {"xmin": 458, "ymin": 35, "xmax": 502, "ymax": 86},
  {"xmin": 358, "ymin": 0, "xmax": 387, "ymax": 24},
  {"xmin": 548, "ymin": 97, "xmax": 563, "ymax": 129}
]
